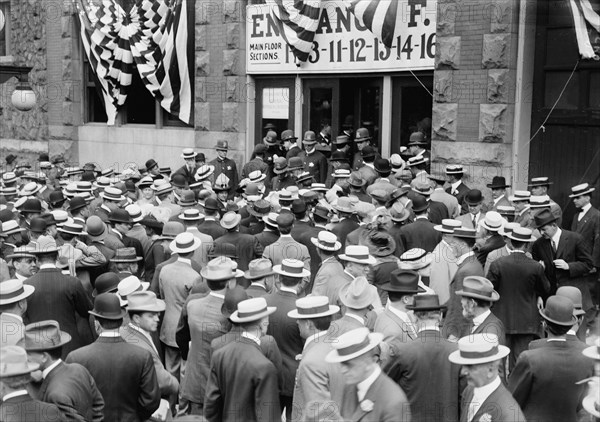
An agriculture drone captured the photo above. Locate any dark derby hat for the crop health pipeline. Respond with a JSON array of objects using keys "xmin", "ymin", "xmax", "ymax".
[
  {"xmin": 281, "ymin": 130, "xmax": 298, "ymax": 142},
  {"xmin": 407, "ymin": 131, "xmax": 427, "ymax": 146},
  {"xmin": 92, "ymin": 273, "xmax": 120, "ymax": 297},
  {"xmin": 487, "ymin": 176, "xmax": 510, "ymax": 189},
  {"xmin": 291, "ymin": 199, "xmax": 307, "ymax": 215},
  {"xmin": 539, "ymin": 295, "xmax": 577, "ymax": 326},
  {"xmin": 21, "ymin": 199, "xmax": 42, "ymax": 214},
  {"xmin": 48, "ymin": 191, "xmax": 66, "ymax": 206},
  {"xmin": 354, "ymin": 128, "xmax": 371, "ymax": 142},
  {"xmin": 464, "ymin": 189, "xmax": 484, "ymax": 205},
  {"xmin": 379, "ymin": 269, "xmax": 425, "ymax": 294},
  {"xmin": 68, "ymin": 196, "xmax": 88, "ymax": 212},
  {"xmin": 329, "ymin": 150, "xmax": 349, "ymax": 162},
  {"xmin": 203, "ymin": 198, "xmax": 221, "ymax": 212},
  {"xmin": 412, "ymin": 194, "xmax": 429, "ymax": 213},
  {"xmin": 534, "ymin": 209, "xmax": 558, "ymax": 229},
  {"xmin": 145, "ymin": 159, "xmax": 158, "ymax": 171},
  {"xmin": 108, "ymin": 209, "xmax": 132, "ymax": 224},
  {"xmin": 361, "ymin": 146, "xmax": 376, "ymax": 159},
  {"xmin": 374, "ymin": 158, "xmax": 392, "ymax": 174},
  {"xmin": 89, "ymin": 293, "xmax": 127, "ymax": 320},
  {"xmin": 406, "ymin": 294, "xmax": 447, "ymax": 311},
  {"xmin": 171, "ymin": 173, "xmax": 187, "ymax": 189},
  {"xmin": 29, "ymin": 217, "xmax": 47, "ymax": 234}
]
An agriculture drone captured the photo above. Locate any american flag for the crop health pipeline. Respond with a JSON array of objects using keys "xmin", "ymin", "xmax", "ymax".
[
  {"xmin": 568, "ymin": 0, "xmax": 600, "ymax": 59},
  {"xmin": 75, "ymin": 0, "xmax": 193, "ymax": 125},
  {"xmin": 266, "ymin": 0, "xmax": 322, "ymax": 63}
]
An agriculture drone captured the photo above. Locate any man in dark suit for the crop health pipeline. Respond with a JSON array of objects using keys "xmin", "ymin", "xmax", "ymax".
[
  {"xmin": 173, "ymin": 148, "xmax": 200, "ymax": 186},
  {"xmin": 245, "ymin": 258, "xmax": 275, "ymax": 298},
  {"xmin": 408, "ymin": 182, "xmax": 449, "ymax": 225},
  {"xmin": 386, "ymin": 295, "xmax": 460, "ymax": 422},
  {"xmin": 254, "ymin": 212, "xmax": 280, "ymax": 248},
  {"xmin": 25, "ymin": 237, "xmax": 93, "ymax": 358},
  {"xmin": 21, "ymin": 321, "xmax": 104, "ymax": 422},
  {"xmin": 327, "ymin": 327, "xmax": 412, "ymax": 422},
  {"xmin": 445, "ymin": 165, "xmax": 471, "ymax": 215},
  {"xmin": 299, "ymin": 131, "xmax": 328, "ymax": 184},
  {"xmin": 509, "ymin": 296, "xmax": 594, "ymax": 422},
  {"xmin": 291, "ymin": 200, "xmax": 324, "ymax": 287},
  {"xmin": 197, "ymin": 198, "xmax": 227, "ymax": 239},
  {"xmin": 449, "ymin": 333, "xmax": 525, "ymax": 422},
  {"xmin": 442, "ymin": 227, "xmax": 485, "ymax": 340},
  {"xmin": 214, "ymin": 211, "xmax": 263, "ymax": 272},
  {"xmin": 66, "ymin": 293, "xmax": 161, "ymax": 422},
  {"xmin": 487, "ymin": 227, "xmax": 550, "ymax": 370},
  {"xmin": 398, "ymin": 194, "xmax": 441, "ymax": 253},
  {"xmin": 531, "ymin": 209, "xmax": 593, "ymax": 314},
  {"xmin": 108, "ymin": 209, "xmax": 145, "ymax": 274},
  {"xmin": 330, "ymin": 197, "xmax": 360, "ymax": 246},
  {"xmin": 475, "ymin": 211, "xmax": 506, "ymax": 266},
  {"xmin": 205, "ymin": 297, "xmax": 281, "ymax": 422},
  {"xmin": 486, "ymin": 176, "xmax": 511, "ymax": 211},
  {"xmin": 0, "ymin": 345, "xmax": 63, "ymax": 422}
]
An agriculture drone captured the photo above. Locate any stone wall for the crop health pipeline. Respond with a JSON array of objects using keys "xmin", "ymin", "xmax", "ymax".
[{"xmin": 432, "ymin": 0, "xmax": 519, "ymax": 197}]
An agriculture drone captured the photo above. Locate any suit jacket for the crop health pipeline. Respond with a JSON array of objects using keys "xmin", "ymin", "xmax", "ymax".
[
  {"xmin": 254, "ymin": 229, "xmax": 280, "ymax": 249},
  {"xmin": 0, "ymin": 392, "xmax": 63, "ymax": 422},
  {"xmin": 214, "ymin": 231, "xmax": 263, "ymax": 271},
  {"xmin": 340, "ymin": 371, "xmax": 411, "ymax": 422},
  {"xmin": 265, "ymin": 289, "xmax": 304, "ymax": 397},
  {"xmin": 240, "ymin": 215, "xmax": 265, "ymax": 235},
  {"xmin": 572, "ymin": 206, "xmax": 600, "ymax": 268},
  {"xmin": 127, "ymin": 224, "xmax": 151, "ymax": 257},
  {"xmin": 487, "ymin": 252, "xmax": 550, "ymax": 334},
  {"xmin": 428, "ymin": 200, "xmax": 450, "ymax": 225},
  {"xmin": 457, "ymin": 212, "xmax": 486, "ymax": 235},
  {"xmin": 515, "ymin": 209, "xmax": 532, "ymax": 228},
  {"xmin": 386, "ymin": 329, "xmax": 460, "ymax": 422},
  {"xmin": 331, "ymin": 314, "xmax": 367, "ymax": 336},
  {"xmin": 38, "ymin": 361, "xmax": 104, "ymax": 422},
  {"xmin": 398, "ymin": 217, "xmax": 442, "ymax": 253},
  {"xmin": 488, "ymin": 195, "xmax": 511, "ymax": 212},
  {"xmin": 431, "ymin": 188, "xmax": 460, "ymax": 218},
  {"xmin": 508, "ymin": 340, "xmax": 594, "ymax": 422},
  {"xmin": 463, "ymin": 311, "xmax": 506, "ymax": 346},
  {"xmin": 443, "ymin": 254, "xmax": 484, "ymax": 339},
  {"xmin": 0, "ymin": 313, "xmax": 24, "ymax": 347},
  {"xmin": 374, "ymin": 308, "xmax": 417, "ymax": 342},
  {"xmin": 173, "ymin": 164, "xmax": 199, "ymax": 185},
  {"xmin": 461, "ymin": 381, "xmax": 525, "ymax": 422},
  {"xmin": 204, "ymin": 338, "xmax": 281, "ymax": 422},
  {"xmin": 475, "ymin": 234, "xmax": 505, "ymax": 266},
  {"xmin": 312, "ymin": 261, "xmax": 351, "ymax": 306},
  {"xmin": 179, "ymin": 293, "xmax": 228, "ymax": 404},
  {"xmin": 445, "ymin": 182, "xmax": 470, "ymax": 214},
  {"xmin": 121, "ymin": 324, "xmax": 179, "ymax": 397},
  {"xmin": 66, "ymin": 336, "xmax": 161, "ymax": 422},
  {"xmin": 150, "ymin": 253, "xmax": 202, "ymax": 295},
  {"xmin": 292, "ymin": 222, "xmax": 324, "ymax": 289},
  {"xmin": 331, "ymin": 218, "xmax": 360, "ymax": 246},
  {"xmin": 24, "ymin": 267, "xmax": 93, "ymax": 357},
  {"xmin": 159, "ymin": 259, "xmax": 198, "ymax": 347},
  {"xmin": 197, "ymin": 219, "xmax": 227, "ymax": 240},
  {"xmin": 531, "ymin": 229, "xmax": 593, "ymax": 309},
  {"xmin": 483, "ymin": 245, "xmax": 510, "ymax": 275},
  {"xmin": 246, "ymin": 283, "xmax": 269, "ymax": 298},
  {"xmin": 209, "ymin": 157, "xmax": 239, "ymax": 197},
  {"xmin": 429, "ymin": 240, "xmax": 458, "ymax": 305},
  {"xmin": 263, "ymin": 235, "xmax": 311, "ymax": 269}
]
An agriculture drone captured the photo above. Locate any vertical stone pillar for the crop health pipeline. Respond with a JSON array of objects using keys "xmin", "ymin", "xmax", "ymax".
[{"xmin": 432, "ymin": 0, "xmax": 519, "ymax": 198}]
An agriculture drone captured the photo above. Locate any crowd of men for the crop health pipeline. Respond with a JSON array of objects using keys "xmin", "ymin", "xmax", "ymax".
[{"xmin": 0, "ymin": 127, "xmax": 599, "ymax": 422}]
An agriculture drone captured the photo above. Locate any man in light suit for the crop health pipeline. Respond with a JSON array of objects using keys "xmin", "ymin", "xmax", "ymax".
[
  {"xmin": 429, "ymin": 219, "xmax": 461, "ymax": 304},
  {"xmin": 449, "ymin": 333, "xmax": 525, "ymax": 422},
  {"xmin": 121, "ymin": 291, "xmax": 179, "ymax": 399},
  {"xmin": 311, "ymin": 231, "xmax": 345, "ymax": 299},
  {"xmin": 386, "ymin": 295, "xmax": 460, "ymax": 422},
  {"xmin": 21, "ymin": 321, "xmax": 104, "ymax": 422},
  {"xmin": 484, "ymin": 222, "xmax": 521, "ymax": 274},
  {"xmin": 0, "ymin": 279, "xmax": 34, "ymax": 347},
  {"xmin": 374, "ymin": 270, "xmax": 423, "ymax": 342},
  {"xmin": 289, "ymin": 296, "xmax": 343, "ymax": 421},
  {"xmin": 430, "ymin": 173, "xmax": 460, "ymax": 218},
  {"xmin": 327, "ymin": 327, "xmax": 412, "ymax": 422},
  {"xmin": 445, "ymin": 165, "xmax": 471, "ymax": 215},
  {"xmin": 334, "ymin": 276, "xmax": 381, "ymax": 334},
  {"xmin": 263, "ymin": 213, "xmax": 311, "ymax": 272}
]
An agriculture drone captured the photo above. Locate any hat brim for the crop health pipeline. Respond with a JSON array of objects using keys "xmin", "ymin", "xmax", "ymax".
[
  {"xmin": 505, "ymin": 233, "xmax": 536, "ymax": 242},
  {"xmin": 0, "ymin": 361, "xmax": 40, "ymax": 377},
  {"xmin": 58, "ymin": 228, "xmax": 88, "ymax": 236},
  {"xmin": 325, "ymin": 332, "xmax": 383, "ymax": 363},
  {"xmin": 354, "ymin": 137, "xmax": 371, "ymax": 143},
  {"xmin": 535, "ymin": 216, "xmax": 558, "ymax": 229},
  {"xmin": 338, "ymin": 255, "xmax": 377, "ymax": 265},
  {"xmin": 582, "ymin": 345, "xmax": 600, "ymax": 360},
  {"xmin": 170, "ymin": 237, "xmax": 202, "ymax": 254},
  {"xmin": 200, "ymin": 268, "xmax": 244, "ymax": 281},
  {"xmin": 378, "ymin": 283, "xmax": 426, "ymax": 294},
  {"xmin": 230, "ymin": 306, "xmax": 277, "ymax": 323},
  {"xmin": 334, "ymin": 205, "xmax": 356, "ymax": 214},
  {"xmin": 220, "ymin": 214, "xmax": 242, "ymax": 229},
  {"xmin": 127, "ymin": 298, "xmax": 166, "ymax": 313},
  {"xmin": 486, "ymin": 184, "xmax": 510, "ymax": 189},
  {"xmin": 273, "ymin": 265, "xmax": 311, "ymax": 278},
  {"xmin": 249, "ymin": 208, "xmax": 271, "ymax": 218},
  {"xmin": 398, "ymin": 254, "xmax": 433, "ymax": 270},
  {"xmin": 21, "ymin": 331, "xmax": 72, "ymax": 351},
  {"xmin": 181, "ymin": 152, "xmax": 198, "ymax": 158},
  {"xmin": 448, "ymin": 345, "xmax": 510, "ymax": 365},
  {"xmin": 569, "ymin": 188, "xmax": 595, "ymax": 198},
  {"xmin": 5, "ymin": 253, "xmax": 36, "ymax": 260},
  {"xmin": 31, "ymin": 247, "xmax": 60, "ymax": 255},
  {"xmin": 582, "ymin": 395, "xmax": 600, "ymax": 418},
  {"xmin": 244, "ymin": 270, "xmax": 275, "ymax": 280},
  {"xmin": 480, "ymin": 222, "xmax": 502, "ymax": 232},
  {"xmin": 288, "ymin": 304, "xmax": 340, "ymax": 319},
  {"xmin": 0, "ymin": 284, "xmax": 35, "ymax": 305},
  {"xmin": 528, "ymin": 181, "xmax": 553, "ymax": 187},
  {"xmin": 273, "ymin": 167, "xmax": 289, "ymax": 175},
  {"xmin": 310, "ymin": 237, "xmax": 342, "ymax": 252},
  {"xmin": 302, "ymin": 140, "xmax": 317, "ymax": 145},
  {"xmin": 434, "ymin": 225, "xmax": 456, "ymax": 234},
  {"xmin": 391, "ymin": 211, "xmax": 411, "ymax": 223},
  {"xmin": 539, "ymin": 308, "xmax": 577, "ymax": 326},
  {"xmin": 99, "ymin": 193, "xmax": 126, "ymax": 202},
  {"xmin": 87, "ymin": 229, "xmax": 108, "ymax": 242},
  {"xmin": 310, "ymin": 187, "xmax": 328, "ymax": 193},
  {"xmin": 89, "ymin": 308, "xmax": 127, "ymax": 320},
  {"xmin": 249, "ymin": 174, "xmax": 267, "ymax": 183},
  {"xmin": 406, "ymin": 303, "xmax": 447, "ymax": 311},
  {"xmin": 456, "ymin": 289, "xmax": 500, "ymax": 302},
  {"xmin": 111, "ymin": 256, "xmax": 143, "ymax": 263}
]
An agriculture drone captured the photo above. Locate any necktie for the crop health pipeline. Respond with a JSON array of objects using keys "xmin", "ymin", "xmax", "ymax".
[
  {"xmin": 472, "ymin": 215, "xmax": 477, "ymax": 228},
  {"xmin": 551, "ymin": 240, "xmax": 557, "ymax": 254}
]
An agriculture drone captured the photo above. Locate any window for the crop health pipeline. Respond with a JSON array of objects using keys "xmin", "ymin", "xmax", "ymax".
[{"xmin": 0, "ymin": 0, "xmax": 11, "ymax": 57}]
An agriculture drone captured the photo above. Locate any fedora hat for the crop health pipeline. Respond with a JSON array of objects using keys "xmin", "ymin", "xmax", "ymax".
[
  {"xmin": 534, "ymin": 209, "xmax": 558, "ymax": 229},
  {"xmin": 263, "ymin": 131, "xmax": 278, "ymax": 146},
  {"xmin": 68, "ymin": 196, "xmax": 87, "ymax": 213},
  {"xmin": 273, "ymin": 157, "xmax": 289, "ymax": 174},
  {"xmin": 302, "ymin": 131, "xmax": 317, "ymax": 145},
  {"xmin": 448, "ymin": 333, "xmax": 510, "ymax": 365},
  {"xmin": 445, "ymin": 165, "xmax": 464, "ymax": 175},
  {"xmin": 311, "ymin": 231, "xmax": 341, "ymax": 251},
  {"xmin": 456, "ymin": 276, "xmax": 500, "ymax": 302},
  {"xmin": 379, "ymin": 269, "xmax": 425, "ymax": 293},
  {"xmin": 334, "ymin": 197, "xmax": 355, "ymax": 214},
  {"xmin": 505, "ymin": 226, "xmax": 536, "ymax": 242},
  {"xmin": 215, "ymin": 140, "xmax": 229, "ymax": 150},
  {"xmin": 181, "ymin": 148, "xmax": 197, "ymax": 159},
  {"xmin": 207, "ymin": 243, "xmax": 238, "ymax": 260},
  {"xmin": 354, "ymin": 128, "xmax": 371, "ymax": 142},
  {"xmin": 556, "ymin": 286, "xmax": 586, "ymax": 316},
  {"xmin": 406, "ymin": 155, "xmax": 428, "ymax": 167},
  {"xmin": 333, "ymin": 135, "xmax": 350, "ymax": 145},
  {"xmin": 0, "ymin": 279, "xmax": 35, "ymax": 305},
  {"xmin": 21, "ymin": 320, "xmax": 72, "ymax": 351},
  {"xmin": 248, "ymin": 170, "xmax": 267, "ymax": 184},
  {"xmin": 498, "ymin": 222, "xmax": 520, "ymax": 237},
  {"xmin": 1, "ymin": 221, "xmax": 24, "ymax": 236},
  {"xmin": 201, "ymin": 257, "xmax": 244, "ymax": 281},
  {"xmin": 539, "ymin": 295, "xmax": 577, "ymax": 326},
  {"xmin": 529, "ymin": 195, "xmax": 551, "ymax": 209},
  {"xmin": 398, "ymin": 248, "xmax": 433, "ymax": 271},
  {"xmin": 263, "ymin": 212, "xmax": 279, "ymax": 228},
  {"xmin": 220, "ymin": 211, "xmax": 242, "ymax": 229},
  {"xmin": 390, "ymin": 202, "xmax": 411, "ymax": 223},
  {"xmin": 127, "ymin": 291, "xmax": 165, "ymax": 313},
  {"xmin": 480, "ymin": 211, "xmax": 503, "ymax": 232},
  {"xmin": 20, "ymin": 199, "xmax": 42, "ymax": 213},
  {"xmin": 92, "ymin": 272, "xmax": 120, "ymax": 297},
  {"xmin": 0, "ymin": 346, "xmax": 40, "ymax": 378},
  {"xmin": 179, "ymin": 209, "xmax": 205, "ymax": 222},
  {"xmin": 85, "ymin": 216, "xmax": 108, "ymax": 241},
  {"xmin": 434, "ymin": 219, "xmax": 462, "ymax": 234},
  {"xmin": 487, "ymin": 176, "xmax": 510, "ymax": 189},
  {"xmin": 339, "ymin": 245, "xmax": 376, "ymax": 265},
  {"xmin": 117, "ymin": 275, "xmax": 149, "ymax": 300},
  {"xmin": 509, "ymin": 190, "xmax": 531, "ymax": 202},
  {"xmin": 365, "ymin": 231, "xmax": 396, "ymax": 257},
  {"xmin": 412, "ymin": 195, "xmax": 429, "ymax": 214},
  {"xmin": 111, "ymin": 247, "xmax": 142, "ymax": 263},
  {"xmin": 281, "ymin": 129, "xmax": 297, "ymax": 142},
  {"xmin": 569, "ymin": 183, "xmax": 595, "ymax": 198},
  {"xmin": 30, "ymin": 236, "xmax": 60, "ymax": 254},
  {"xmin": 89, "ymin": 293, "xmax": 127, "ymax": 320},
  {"xmin": 157, "ymin": 221, "xmax": 185, "ymax": 240},
  {"xmin": 288, "ymin": 296, "xmax": 339, "ymax": 319},
  {"xmin": 276, "ymin": 212, "xmax": 294, "ymax": 229},
  {"xmin": 407, "ymin": 294, "xmax": 447, "ymax": 312},
  {"xmin": 273, "ymin": 259, "xmax": 311, "ymax": 278},
  {"xmin": 412, "ymin": 181, "xmax": 434, "ymax": 197},
  {"xmin": 325, "ymin": 327, "xmax": 383, "ymax": 363},
  {"xmin": 58, "ymin": 222, "xmax": 87, "ymax": 236},
  {"xmin": 288, "ymin": 157, "xmax": 304, "ymax": 171},
  {"xmin": 528, "ymin": 176, "xmax": 553, "ymax": 187},
  {"xmin": 407, "ymin": 131, "xmax": 427, "ymax": 146},
  {"xmin": 100, "ymin": 186, "xmax": 125, "ymax": 202},
  {"xmin": 249, "ymin": 199, "xmax": 271, "ymax": 218},
  {"xmin": 339, "ymin": 276, "xmax": 378, "ymax": 309},
  {"xmin": 230, "ymin": 297, "xmax": 276, "ymax": 323},
  {"xmin": 170, "ymin": 232, "xmax": 202, "ymax": 254},
  {"xmin": 108, "ymin": 209, "xmax": 132, "ymax": 225},
  {"xmin": 464, "ymin": 189, "xmax": 483, "ymax": 205},
  {"xmin": 245, "ymin": 258, "xmax": 275, "ymax": 280},
  {"xmin": 221, "ymin": 287, "xmax": 249, "ymax": 318}
]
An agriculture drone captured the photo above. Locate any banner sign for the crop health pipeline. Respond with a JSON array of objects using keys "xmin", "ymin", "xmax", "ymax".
[{"xmin": 246, "ymin": 0, "xmax": 437, "ymax": 74}]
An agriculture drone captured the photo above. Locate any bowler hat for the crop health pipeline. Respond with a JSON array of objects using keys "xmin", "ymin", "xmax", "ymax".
[
  {"xmin": 374, "ymin": 158, "xmax": 392, "ymax": 174},
  {"xmin": 354, "ymin": 128, "xmax": 371, "ymax": 142},
  {"xmin": 69, "ymin": 196, "xmax": 88, "ymax": 212},
  {"xmin": 230, "ymin": 297, "xmax": 277, "ymax": 323},
  {"xmin": 539, "ymin": 295, "xmax": 577, "ymax": 326},
  {"xmin": 20, "ymin": 320, "xmax": 72, "ymax": 351},
  {"xmin": 407, "ymin": 294, "xmax": 447, "ymax": 311},
  {"xmin": 203, "ymin": 197, "xmax": 221, "ymax": 212},
  {"xmin": 48, "ymin": 191, "xmax": 66, "ymax": 206},
  {"xmin": 302, "ymin": 131, "xmax": 317, "ymax": 145},
  {"xmin": 281, "ymin": 130, "xmax": 297, "ymax": 142},
  {"xmin": 288, "ymin": 157, "xmax": 304, "ymax": 171},
  {"xmin": 263, "ymin": 132, "xmax": 278, "ymax": 146},
  {"xmin": 145, "ymin": 159, "xmax": 158, "ymax": 171},
  {"xmin": 170, "ymin": 173, "xmax": 187, "ymax": 189},
  {"xmin": 556, "ymin": 286, "xmax": 586, "ymax": 316},
  {"xmin": 108, "ymin": 209, "xmax": 132, "ymax": 224},
  {"xmin": 379, "ymin": 269, "xmax": 425, "ymax": 293},
  {"xmin": 456, "ymin": 276, "xmax": 500, "ymax": 302},
  {"xmin": 178, "ymin": 190, "xmax": 197, "ymax": 207},
  {"xmin": 0, "ymin": 346, "xmax": 39, "ymax": 378},
  {"xmin": 407, "ymin": 131, "xmax": 427, "ymax": 146},
  {"xmin": 93, "ymin": 272, "xmax": 120, "ymax": 297},
  {"xmin": 569, "ymin": 182, "xmax": 595, "ymax": 198},
  {"xmin": 21, "ymin": 199, "xmax": 42, "ymax": 213},
  {"xmin": 140, "ymin": 216, "xmax": 163, "ymax": 232},
  {"xmin": 29, "ymin": 217, "xmax": 47, "ymax": 233},
  {"xmin": 464, "ymin": 189, "xmax": 483, "ymax": 205},
  {"xmin": 291, "ymin": 199, "xmax": 307, "ymax": 214},
  {"xmin": 86, "ymin": 216, "xmax": 107, "ymax": 241},
  {"xmin": 412, "ymin": 195, "xmax": 429, "ymax": 214},
  {"xmin": 361, "ymin": 146, "xmax": 376, "ymax": 159},
  {"xmin": 273, "ymin": 157, "xmax": 289, "ymax": 174},
  {"xmin": 89, "ymin": 293, "xmax": 127, "ymax": 320},
  {"xmin": 487, "ymin": 176, "xmax": 510, "ymax": 189},
  {"xmin": 534, "ymin": 209, "xmax": 558, "ymax": 229},
  {"xmin": 329, "ymin": 151, "xmax": 349, "ymax": 163}
]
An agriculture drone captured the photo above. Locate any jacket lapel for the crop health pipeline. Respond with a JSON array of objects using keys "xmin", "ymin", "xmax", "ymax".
[
  {"xmin": 386, "ymin": 310, "xmax": 416, "ymax": 339},
  {"xmin": 351, "ymin": 374, "xmax": 383, "ymax": 421},
  {"xmin": 460, "ymin": 386, "xmax": 474, "ymax": 422},
  {"xmin": 555, "ymin": 232, "xmax": 568, "ymax": 259}
]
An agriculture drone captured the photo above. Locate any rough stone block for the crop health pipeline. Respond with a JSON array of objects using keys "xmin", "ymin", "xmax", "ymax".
[
  {"xmin": 223, "ymin": 1, "xmax": 242, "ymax": 23},
  {"xmin": 222, "ymin": 103, "xmax": 242, "ymax": 132},
  {"xmin": 225, "ymin": 77, "xmax": 242, "ymax": 102},
  {"xmin": 489, "ymin": 0, "xmax": 513, "ymax": 33},
  {"xmin": 195, "ymin": 25, "xmax": 207, "ymax": 51},
  {"xmin": 437, "ymin": 3, "xmax": 456, "ymax": 36},
  {"xmin": 226, "ymin": 23, "xmax": 241, "ymax": 50},
  {"xmin": 223, "ymin": 50, "xmax": 240, "ymax": 75},
  {"xmin": 432, "ymin": 141, "xmax": 511, "ymax": 168},
  {"xmin": 435, "ymin": 36, "xmax": 460, "ymax": 70},
  {"xmin": 432, "ymin": 103, "xmax": 458, "ymax": 142},
  {"xmin": 434, "ymin": 70, "xmax": 453, "ymax": 103},
  {"xmin": 482, "ymin": 34, "xmax": 510, "ymax": 68},
  {"xmin": 195, "ymin": 1, "xmax": 212, "ymax": 25},
  {"xmin": 195, "ymin": 77, "xmax": 207, "ymax": 102},
  {"xmin": 61, "ymin": 16, "xmax": 72, "ymax": 39},
  {"xmin": 479, "ymin": 104, "xmax": 507, "ymax": 143},
  {"xmin": 195, "ymin": 102, "xmax": 210, "ymax": 131},
  {"xmin": 487, "ymin": 69, "xmax": 509, "ymax": 103},
  {"xmin": 196, "ymin": 52, "xmax": 210, "ymax": 76},
  {"xmin": 62, "ymin": 102, "xmax": 74, "ymax": 126}
]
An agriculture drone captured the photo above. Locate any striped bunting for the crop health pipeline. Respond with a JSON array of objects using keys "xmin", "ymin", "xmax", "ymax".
[
  {"xmin": 347, "ymin": 0, "xmax": 401, "ymax": 49},
  {"xmin": 266, "ymin": 0, "xmax": 322, "ymax": 63},
  {"xmin": 568, "ymin": 0, "xmax": 600, "ymax": 59},
  {"xmin": 75, "ymin": 0, "xmax": 192, "ymax": 125}
]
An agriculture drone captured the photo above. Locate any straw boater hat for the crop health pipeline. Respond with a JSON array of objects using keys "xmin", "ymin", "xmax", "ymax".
[
  {"xmin": 325, "ymin": 327, "xmax": 384, "ymax": 363},
  {"xmin": 0, "ymin": 346, "xmax": 40, "ymax": 378},
  {"xmin": 5, "ymin": 247, "xmax": 36, "ymax": 261},
  {"xmin": 582, "ymin": 338, "xmax": 600, "ymax": 360},
  {"xmin": 311, "ymin": 231, "xmax": 342, "ymax": 252},
  {"xmin": 20, "ymin": 320, "xmax": 72, "ymax": 351},
  {"xmin": 117, "ymin": 276, "xmax": 150, "ymax": 299},
  {"xmin": 456, "ymin": 276, "xmax": 500, "ymax": 302},
  {"xmin": 529, "ymin": 195, "xmax": 551, "ymax": 209},
  {"xmin": 230, "ymin": 297, "xmax": 277, "ymax": 324},
  {"xmin": 499, "ymin": 221, "xmax": 520, "ymax": 237},
  {"xmin": 181, "ymin": 148, "xmax": 197, "ymax": 159},
  {"xmin": 509, "ymin": 190, "xmax": 531, "ymax": 202},
  {"xmin": 505, "ymin": 226, "xmax": 536, "ymax": 243},
  {"xmin": 0, "ymin": 279, "xmax": 35, "ymax": 306},
  {"xmin": 288, "ymin": 296, "xmax": 339, "ymax": 319},
  {"xmin": 398, "ymin": 248, "xmax": 433, "ymax": 271},
  {"xmin": 170, "ymin": 232, "xmax": 202, "ymax": 254},
  {"xmin": 338, "ymin": 245, "xmax": 376, "ymax": 265},
  {"xmin": 263, "ymin": 212, "xmax": 279, "ymax": 229},
  {"xmin": 434, "ymin": 219, "xmax": 462, "ymax": 234},
  {"xmin": 445, "ymin": 165, "xmax": 465, "ymax": 175},
  {"xmin": 569, "ymin": 183, "xmax": 595, "ymax": 198},
  {"xmin": 448, "ymin": 333, "xmax": 510, "ymax": 365},
  {"xmin": 528, "ymin": 176, "xmax": 553, "ymax": 188},
  {"xmin": 480, "ymin": 211, "xmax": 503, "ymax": 232},
  {"xmin": 99, "ymin": 186, "xmax": 125, "ymax": 202},
  {"xmin": 339, "ymin": 276, "xmax": 379, "ymax": 310},
  {"xmin": 273, "ymin": 259, "xmax": 311, "ymax": 278}
]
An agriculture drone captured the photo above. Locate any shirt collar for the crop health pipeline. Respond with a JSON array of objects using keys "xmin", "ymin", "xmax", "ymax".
[
  {"xmin": 42, "ymin": 359, "xmax": 62, "ymax": 379},
  {"xmin": 456, "ymin": 251, "xmax": 475, "ymax": 266},
  {"xmin": 2, "ymin": 312, "xmax": 23, "ymax": 322},
  {"xmin": 177, "ymin": 257, "xmax": 192, "ymax": 265},
  {"xmin": 128, "ymin": 322, "xmax": 153, "ymax": 340},
  {"xmin": 493, "ymin": 194, "xmax": 505, "ymax": 206},
  {"xmin": 364, "ymin": 162, "xmax": 374, "ymax": 169},
  {"xmin": 580, "ymin": 203, "xmax": 592, "ymax": 216},
  {"xmin": 451, "ymin": 180, "xmax": 461, "ymax": 191},
  {"xmin": 99, "ymin": 331, "xmax": 121, "ymax": 338},
  {"xmin": 547, "ymin": 337, "xmax": 567, "ymax": 342},
  {"xmin": 304, "ymin": 330, "xmax": 328, "ymax": 351},
  {"xmin": 357, "ymin": 365, "xmax": 381, "ymax": 402},
  {"xmin": 2, "ymin": 390, "xmax": 29, "ymax": 402},
  {"xmin": 345, "ymin": 313, "xmax": 365, "ymax": 325},
  {"xmin": 567, "ymin": 329, "xmax": 577, "ymax": 336},
  {"xmin": 279, "ymin": 286, "xmax": 297, "ymax": 294},
  {"xmin": 472, "ymin": 376, "xmax": 501, "ymax": 404},
  {"xmin": 209, "ymin": 291, "xmax": 225, "ymax": 300},
  {"xmin": 472, "ymin": 309, "xmax": 491, "ymax": 328},
  {"xmin": 250, "ymin": 282, "xmax": 267, "ymax": 290},
  {"xmin": 241, "ymin": 331, "xmax": 261, "ymax": 346},
  {"xmin": 518, "ymin": 206, "xmax": 530, "ymax": 216},
  {"xmin": 39, "ymin": 263, "xmax": 57, "ymax": 270},
  {"xmin": 343, "ymin": 270, "xmax": 356, "ymax": 280},
  {"xmin": 551, "ymin": 228, "xmax": 562, "ymax": 246},
  {"xmin": 416, "ymin": 323, "xmax": 440, "ymax": 333},
  {"xmin": 15, "ymin": 273, "xmax": 28, "ymax": 281}
]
